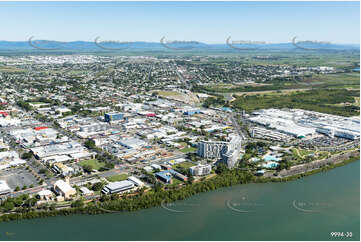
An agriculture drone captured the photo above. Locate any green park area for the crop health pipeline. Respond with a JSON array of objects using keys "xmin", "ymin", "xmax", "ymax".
[
  {"xmin": 180, "ymin": 147, "xmax": 197, "ymax": 153},
  {"xmin": 173, "ymin": 161, "xmax": 195, "ymax": 169},
  {"xmin": 79, "ymin": 159, "xmax": 105, "ymax": 171},
  {"xmin": 291, "ymin": 148, "xmax": 315, "ymax": 159},
  {"xmin": 169, "ymin": 178, "xmax": 183, "ymax": 186},
  {"xmin": 106, "ymin": 174, "xmax": 129, "ymax": 182},
  {"xmin": 291, "ymin": 148, "xmax": 330, "ymax": 163}
]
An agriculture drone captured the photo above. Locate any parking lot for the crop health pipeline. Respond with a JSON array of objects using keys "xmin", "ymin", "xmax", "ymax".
[
  {"xmin": 299, "ymin": 136, "xmax": 350, "ymax": 148},
  {"xmin": 0, "ymin": 167, "xmax": 38, "ymax": 190}
]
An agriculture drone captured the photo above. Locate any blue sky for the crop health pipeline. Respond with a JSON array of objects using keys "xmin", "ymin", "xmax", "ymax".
[{"xmin": 0, "ymin": 1, "xmax": 359, "ymax": 44}]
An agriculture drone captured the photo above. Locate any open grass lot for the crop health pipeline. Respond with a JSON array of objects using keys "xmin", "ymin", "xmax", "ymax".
[
  {"xmin": 179, "ymin": 147, "xmax": 197, "ymax": 153},
  {"xmin": 326, "ymin": 96, "xmax": 360, "ymax": 109},
  {"xmin": 292, "ymin": 148, "xmax": 314, "ymax": 158},
  {"xmin": 231, "ymin": 88, "xmax": 360, "ymax": 116},
  {"xmin": 234, "ymin": 88, "xmax": 310, "ymax": 96},
  {"xmin": 176, "ymin": 142, "xmax": 187, "ymax": 147},
  {"xmin": 167, "ymin": 178, "xmax": 183, "ymax": 187},
  {"xmin": 305, "ymin": 72, "xmax": 360, "ymax": 89},
  {"xmin": 106, "ymin": 174, "xmax": 129, "ymax": 182},
  {"xmin": 157, "ymin": 90, "xmax": 181, "ymax": 97},
  {"xmin": 173, "ymin": 161, "xmax": 195, "ymax": 169},
  {"xmin": 0, "ymin": 66, "xmax": 26, "ymax": 73},
  {"xmin": 197, "ymin": 72, "xmax": 360, "ymax": 94},
  {"xmin": 78, "ymin": 159, "xmax": 105, "ymax": 170},
  {"xmin": 291, "ymin": 148, "xmax": 330, "ymax": 164}
]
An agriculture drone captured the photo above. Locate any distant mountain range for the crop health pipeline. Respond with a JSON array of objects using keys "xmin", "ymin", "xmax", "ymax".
[{"xmin": 0, "ymin": 40, "xmax": 358, "ymax": 53}]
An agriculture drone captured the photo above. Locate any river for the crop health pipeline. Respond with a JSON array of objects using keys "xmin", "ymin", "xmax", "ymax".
[{"xmin": 0, "ymin": 161, "xmax": 359, "ymax": 241}]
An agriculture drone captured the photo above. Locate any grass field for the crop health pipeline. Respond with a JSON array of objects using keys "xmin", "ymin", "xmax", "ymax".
[
  {"xmin": 234, "ymin": 88, "xmax": 310, "ymax": 97},
  {"xmin": 168, "ymin": 178, "xmax": 183, "ymax": 187},
  {"xmin": 173, "ymin": 161, "xmax": 195, "ymax": 169},
  {"xmin": 0, "ymin": 66, "xmax": 26, "ymax": 73},
  {"xmin": 106, "ymin": 174, "xmax": 129, "ymax": 182},
  {"xmin": 157, "ymin": 90, "xmax": 181, "ymax": 97},
  {"xmin": 79, "ymin": 159, "xmax": 105, "ymax": 170},
  {"xmin": 231, "ymin": 89, "xmax": 360, "ymax": 116},
  {"xmin": 306, "ymin": 73, "xmax": 360, "ymax": 89},
  {"xmin": 179, "ymin": 147, "xmax": 197, "ymax": 153},
  {"xmin": 197, "ymin": 72, "xmax": 360, "ymax": 94}
]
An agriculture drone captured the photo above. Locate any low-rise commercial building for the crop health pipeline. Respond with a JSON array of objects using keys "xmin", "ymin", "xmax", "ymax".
[
  {"xmin": 128, "ymin": 176, "xmax": 144, "ymax": 187},
  {"xmin": 0, "ymin": 151, "xmax": 26, "ymax": 170},
  {"xmin": 53, "ymin": 179, "xmax": 76, "ymax": 199},
  {"xmin": 101, "ymin": 180, "xmax": 135, "ymax": 194},
  {"xmin": 52, "ymin": 162, "xmax": 75, "ymax": 176}
]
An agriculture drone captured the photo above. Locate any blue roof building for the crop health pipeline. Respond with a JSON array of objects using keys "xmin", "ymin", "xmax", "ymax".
[
  {"xmin": 155, "ymin": 170, "xmax": 172, "ymax": 183},
  {"xmin": 104, "ymin": 112, "xmax": 124, "ymax": 122},
  {"xmin": 155, "ymin": 169, "xmax": 188, "ymax": 183},
  {"xmin": 183, "ymin": 109, "xmax": 200, "ymax": 116},
  {"xmin": 222, "ymin": 107, "xmax": 232, "ymax": 112}
]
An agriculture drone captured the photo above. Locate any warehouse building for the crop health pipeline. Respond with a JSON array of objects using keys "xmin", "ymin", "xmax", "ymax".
[
  {"xmin": 127, "ymin": 176, "xmax": 144, "ymax": 187},
  {"xmin": 30, "ymin": 141, "xmax": 86, "ymax": 159},
  {"xmin": 248, "ymin": 109, "xmax": 360, "ymax": 140},
  {"xmin": 101, "ymin": 180, "xmax": 135, "ymax": 194},
  {"xmin": 118, "ymin": 138, "xmax": 146, "ymax": 149}
]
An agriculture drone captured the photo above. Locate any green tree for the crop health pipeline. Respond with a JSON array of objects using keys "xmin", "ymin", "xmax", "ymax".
[
  {"xmin": 83, "ymin": 165, "xmax": 93, "ymax": 173},
  {"xmin": 21, "ymin": 152, "xmax": 33, "ymax": 159},
  {"xmin": 84, "ymin": 140, "xmax": 96, "ymax": 149},
  {"xmin": 92, "ymin": 182, "xmax": 104, "ymax": 191},
  {"xmin": 3, "ymin": 201, "xmax": 14, "ymax": 211},
  {"xmin": 71, "ymin": 199, "xmax": 84, "ymax": 208}
]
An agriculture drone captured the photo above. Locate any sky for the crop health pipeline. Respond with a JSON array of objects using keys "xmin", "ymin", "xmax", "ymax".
[{"xmin": 0, "ymin": 1, "xmax": 359, "ymax": 44}]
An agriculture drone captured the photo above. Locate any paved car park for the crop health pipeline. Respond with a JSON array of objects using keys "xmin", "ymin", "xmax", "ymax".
[{"xmin": 0, "ymin": 167, "xmax": 38, "ymax": 190}]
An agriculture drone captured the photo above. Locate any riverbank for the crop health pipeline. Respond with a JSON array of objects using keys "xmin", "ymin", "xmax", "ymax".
[
  {"xmin": 1, "ymin": 160, "xmax": 359, "ymax": 241},
  {"xmin": 267, "ymin": 149, "xmax": 360, "ymax": 179},
  {"xmin": 0, "ymin": 154, "xmax": 359, "ymax": 223},
  {"xmin": 260, "ymin": 155, "xmax": 359, "ymax": 182}
]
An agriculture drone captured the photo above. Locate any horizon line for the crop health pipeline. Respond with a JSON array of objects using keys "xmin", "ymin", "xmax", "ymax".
[{"xmin": 0, "ymin": 39, "xmax": 360, "ymax": 45}]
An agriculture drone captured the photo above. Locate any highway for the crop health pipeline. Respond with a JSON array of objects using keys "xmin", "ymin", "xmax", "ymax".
[{"xmin": 229, "ymin": 112, "xmax": 248, "ymax": 142}]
